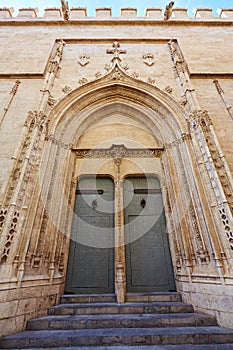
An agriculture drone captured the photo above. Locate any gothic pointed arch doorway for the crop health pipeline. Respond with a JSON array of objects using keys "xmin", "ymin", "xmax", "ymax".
[{"xmin": 41, "ymin": 64, "xmax": 221, "ymax": 305}]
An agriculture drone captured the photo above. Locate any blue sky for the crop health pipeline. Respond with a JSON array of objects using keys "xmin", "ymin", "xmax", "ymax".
[{"xmin": 1, "ymin": 0, "xmax": 232, "ymax": 16}]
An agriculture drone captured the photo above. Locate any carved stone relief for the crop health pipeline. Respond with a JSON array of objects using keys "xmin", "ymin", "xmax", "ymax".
[
  {"xmin": 165, "ymin": 86, "xmax": 173, "ymax": 94},
  {"xmin": 62, "ymin": 85, "xmax": 72, "ymax": 94},
  {"xmin": 148, "ymin": 77, "xmax": 156, "ymax": 85},
  {"xmin": 130, "ymin": 72, "xmax": 139, "ymax": 79},
  {"xmin": 72, "ymin": 144, "xmax": 164, "ymax": 159},
  {"xmin": 199, "ymin": 111, "xmax": 233, "ymax": 216},
  {"xmin": 79, "ymin": 78, "xmax": 88, "ymax": 85},
  {"xmin": 78, "ymin": 54, "xmax": 90, "ymax": 66},
  {"xmin": 106, "ymin": 41, "xmax": 127, "ymax": 62},
  {"xmin": 142, "ymin": 53, "xmax": 155, "ymax": 66}
]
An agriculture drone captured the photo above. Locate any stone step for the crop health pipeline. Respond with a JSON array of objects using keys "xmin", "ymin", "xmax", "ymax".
[
  {"xmin": 1, "ymin": 326, "xmax": 233, "ymax": 348},
  {"xmin": 60, "ymin": 294, "xmax": 116, "ymax": 304},
  {"xmin": 27, "ymin": 312, "xmax": 217, "ymax": 330},
  {"xmin": 6, "ymin": 346, "xmax": 233, "ymax": 350},
  {"xmin": 126, "ymin": 292, "xmax": 181, "ymax": 303},
  {"xmin": 48, "ymin": 301, "xmax": 194, "ymax": 316},
  {"xmin": 60, "ymin": 292, "xmax": 181, "ymax": 304}
]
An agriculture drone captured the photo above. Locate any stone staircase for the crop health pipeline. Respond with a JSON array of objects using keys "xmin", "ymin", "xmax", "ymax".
[{"xmin": 1, "ymin": 292, "xmax": 233, "ymax": 349}]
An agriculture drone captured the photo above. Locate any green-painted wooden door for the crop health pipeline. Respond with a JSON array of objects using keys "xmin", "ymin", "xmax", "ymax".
[
  {"xmin": 65, "ymin": 177, "xmax": 114, "ymax": 294},
  {"xmin": 124, "ymin": 177, "xmax": 175, "ymax": 293}
]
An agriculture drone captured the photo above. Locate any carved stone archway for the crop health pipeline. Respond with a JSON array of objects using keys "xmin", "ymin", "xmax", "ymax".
[{"xmin": 3, "ymin": 61, "xmax": 232, "ymax": 317}]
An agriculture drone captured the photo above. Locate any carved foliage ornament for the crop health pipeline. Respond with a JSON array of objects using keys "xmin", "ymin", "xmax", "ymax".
[{"xmin": 72, "ymin": 144, "xmax": 164, "ymax": 159}]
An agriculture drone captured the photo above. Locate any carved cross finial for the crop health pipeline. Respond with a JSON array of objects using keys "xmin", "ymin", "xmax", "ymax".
[{"xmin": 106, "ymin": 41, "xmax": 127, "ymax": 62}]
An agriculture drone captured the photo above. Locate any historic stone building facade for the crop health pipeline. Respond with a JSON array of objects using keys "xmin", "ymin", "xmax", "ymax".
[{"xmin": 0, "ymin": 5, "xmax": 232, "ymax": 337}]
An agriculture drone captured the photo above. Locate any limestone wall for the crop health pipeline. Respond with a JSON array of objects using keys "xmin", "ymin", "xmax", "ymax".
[{"xmin": 0, "ymin": 6, "xmax": 232, "ymax": 336}]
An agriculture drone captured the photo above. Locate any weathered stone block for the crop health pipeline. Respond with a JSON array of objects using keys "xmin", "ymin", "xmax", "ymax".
[
  {"xmin": 17, "ymin": 298, "xmax": 37, "ymax": 315},
  {"xmin": 0, "ymin": 300, "xmax": 18, "ymax": 319},
  {"xmin": 43, "ymin": 8, "xmax": 62, "ymax": 18},
  {"xmin": 17, "ymin": 8, "xmax": 38, "ymax": 18},
  {"xmin": 120, "ymin": 8, "xmax": 137, "ymax": 18},
  {"xmin": 96, "ymin": 8, "xmax": 112, "ymax": 18},
  {"xmin": 194, "ymin": 8, "xmax": 214, "ymax": 19},
  {"xmin": 70, "ymin": 8, "xmax": 87, "ymax": 18},
  {"xmin": 173, "ymin": 8, "xmax": 189, "ymax": 19},
  {"xmin": 218, "ymin": 8, "xmax": 233, "ymax": 19},
  {"xmin": 0, "ymin": 7, "xmax": 14, "ymax": 18},
  {"xmin": 145, "ymin": 8, "xmax": 162, "ymax": 19}
]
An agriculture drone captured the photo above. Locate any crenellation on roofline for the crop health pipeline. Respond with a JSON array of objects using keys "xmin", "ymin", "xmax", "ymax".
[{"xmin": 0, "ymin": 6, "xmax": 233, "ymax": 21}]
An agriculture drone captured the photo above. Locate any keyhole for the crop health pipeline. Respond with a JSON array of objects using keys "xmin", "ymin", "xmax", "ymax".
[
  {"xmin": 140, "ymin": 198, "xmax": 146, "ymax": 208},
  {"xmin": 92, "ymin": 199, "xmax": 97, "ymax": 210}
]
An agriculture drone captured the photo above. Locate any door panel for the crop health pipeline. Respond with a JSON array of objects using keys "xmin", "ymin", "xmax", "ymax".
[
  {"xmin": 65, "ymin": 177, "xmax": 114, "ymax": 294},
  {"xmin": 124, "ymin": 177, "xmax": 175, "ymax": 293}
]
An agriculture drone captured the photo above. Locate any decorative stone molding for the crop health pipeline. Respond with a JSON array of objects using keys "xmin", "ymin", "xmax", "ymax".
[
  {"xmin": 24, "ymin": 110, "xmax": 46, "ymax": 128},
  {"xmin": 1, "ymin": 210, "xmax": 19, "ymax": 263},
  {"xmin": 213, "ymin": 80, "xmax": 233, "ymax": 120},
  {"xmin": 48, "ymin": 39, "xmax": 65, "ymax": 75},
  {"xmin": 0, "ymin": 80, "xmax": 21, "ymax": 127},
  {"xmin": 198, "ymin": 111, "xmax": 233, "ymax": 216},
  {"xmin": 72, "ymin": 144, "xmax": 164, "ymax": 159}
]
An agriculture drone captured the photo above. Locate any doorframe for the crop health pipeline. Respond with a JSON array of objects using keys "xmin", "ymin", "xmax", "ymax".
[{"xmin": 70, "ymin": 145, "xmax": 172, "ymax": 303}]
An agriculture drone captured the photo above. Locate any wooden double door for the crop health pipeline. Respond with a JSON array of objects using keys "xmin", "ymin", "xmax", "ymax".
[{"xmin": 65, "ymin": 176, "xmax": 175, "ymax": 294}]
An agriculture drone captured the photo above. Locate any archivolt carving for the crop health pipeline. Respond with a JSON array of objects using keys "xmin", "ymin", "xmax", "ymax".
[{"xmin": 198, "ymin": 111, "xmax": 233, "ymax": 216}]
